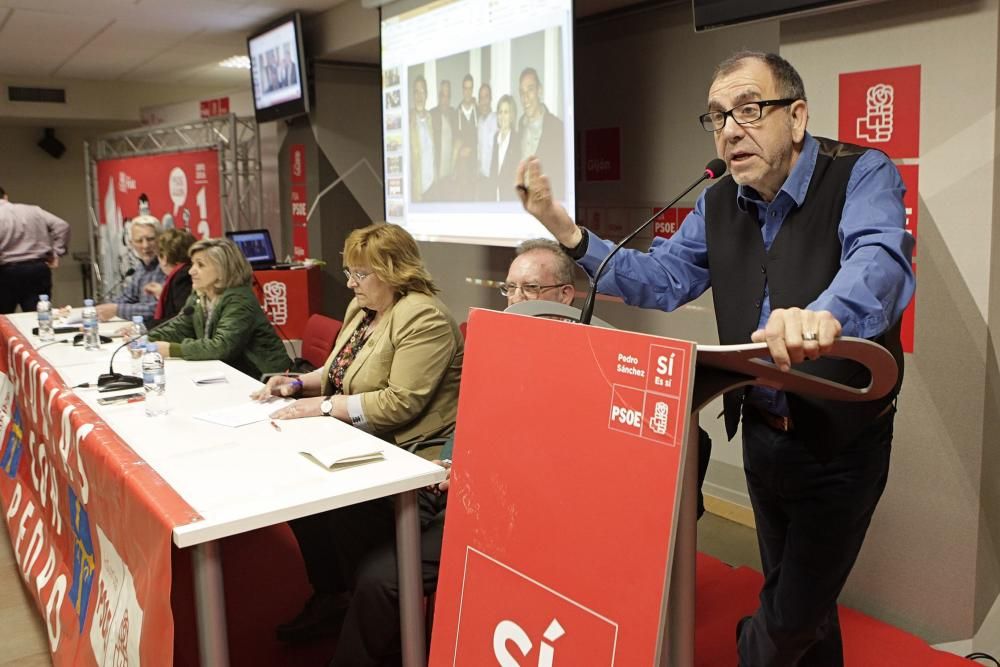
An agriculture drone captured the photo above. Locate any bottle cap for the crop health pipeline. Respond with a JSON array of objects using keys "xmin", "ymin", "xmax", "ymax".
[
  {"xmin": 132, "ymin": 316, "xmax": 144, "ymax": 323},
  {"xmin": 146, "ymin": 342, "xmax": 158, "ymax": 352},
  {"xmin": 84, "ymin": 299, "xmax": 94, "ymax": 306},
  {"xmin": 39, "ymin": 294, "xmax": 49, "ymax": 301}
]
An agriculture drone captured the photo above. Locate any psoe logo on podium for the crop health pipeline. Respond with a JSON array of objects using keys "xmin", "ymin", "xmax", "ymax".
[{"xmin": 451, "ymin": 548, "xmax": 619, "ymax": 665}]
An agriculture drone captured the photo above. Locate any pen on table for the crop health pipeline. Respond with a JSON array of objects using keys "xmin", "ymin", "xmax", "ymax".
[{"xmin": 270, "ymin": 420, "xmax": 282, "ymax": 432}]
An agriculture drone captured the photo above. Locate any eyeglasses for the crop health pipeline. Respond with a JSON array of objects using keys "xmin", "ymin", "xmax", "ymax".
[
  {"xmin": 343, "ymin": 269, "xmax": 373, "ymax": 283},
  {"xmin": 499, "ymin": 282, "xmax": 569, "ymax": 298},
  {"xmin": 699, "ymin": 99, "xmax": 798, "ymax": 132}
]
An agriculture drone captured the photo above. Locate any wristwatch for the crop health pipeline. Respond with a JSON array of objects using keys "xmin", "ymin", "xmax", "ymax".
[{"xmin": 320, "ymin": 397, "xmax": 334, "ymax": 417}]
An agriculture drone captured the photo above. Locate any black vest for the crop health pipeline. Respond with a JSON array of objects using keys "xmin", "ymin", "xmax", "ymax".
[{"xmin": 704, "ymin": 137, "xmax": 903, "ymax": 460}]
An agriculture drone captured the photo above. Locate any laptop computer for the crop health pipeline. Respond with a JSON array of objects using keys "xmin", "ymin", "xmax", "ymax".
[{"xmin": 226, "ymin": 228, "xmax": 293, "ymax": 270}]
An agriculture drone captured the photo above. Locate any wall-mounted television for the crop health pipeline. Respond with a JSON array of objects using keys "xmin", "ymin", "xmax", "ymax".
[
  {"xmin": 248, "ymin": 11, "xmax": 309, "ymax": 122},
  {"xmin": 693, "ymin": 0, "xmax": 889, "ymax": 31}
]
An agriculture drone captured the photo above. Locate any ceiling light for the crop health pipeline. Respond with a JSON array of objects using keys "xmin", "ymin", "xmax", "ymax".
[{"xmin": 219, "ymin": 55, "xmax": 251, "ymax": 69}]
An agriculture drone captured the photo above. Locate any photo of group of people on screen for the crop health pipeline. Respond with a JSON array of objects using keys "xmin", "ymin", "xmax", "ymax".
[
  {"xmin": 383, "ymin": 28, "xmax": 567, "ymax": 208},
  {"xmin": 255, "ymin": 42, "xmax": 299, "ymax": 95}
]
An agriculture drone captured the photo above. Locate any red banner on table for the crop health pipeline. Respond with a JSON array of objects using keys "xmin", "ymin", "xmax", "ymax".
[
  {"xmin": 0, "ymin": 319, "xmax": 199, "ymax": 666},
  {"xmin": 839, "ymin": 65, "xmax": 921, "ymax": 159},
  {"xmin": 584, "ymin": 128, "xmax": 621, "ymax": 182},
  {"xmin": 430, "ymin": 309, "xmax": 696, "ymax": 665}
]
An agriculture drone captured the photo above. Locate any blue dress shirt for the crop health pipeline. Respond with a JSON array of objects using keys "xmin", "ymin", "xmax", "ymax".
[{"xmin": 577, "ymin": 133, "xmax": 915, "ymax": 413}]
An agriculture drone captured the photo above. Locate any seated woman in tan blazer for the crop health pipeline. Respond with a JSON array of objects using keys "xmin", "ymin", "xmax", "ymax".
[{"xmin": 251, "ymin": 222, "xmax": 463, "ymax": 652}]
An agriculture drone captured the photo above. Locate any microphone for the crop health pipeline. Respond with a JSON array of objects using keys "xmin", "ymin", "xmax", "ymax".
[
  {"xmin": 99, "ymin": 268, "xmax": 136, "ymax": 300},
  {"xmin": 578, "ymin": 158, "xmax": 727, "ymax": 326},
  {"xmin": 97, "ymin": 305, "xmax": 195, "ymax": 391}
]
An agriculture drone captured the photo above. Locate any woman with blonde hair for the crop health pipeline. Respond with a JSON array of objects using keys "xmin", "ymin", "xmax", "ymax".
[
  {"xmin": 252, "ymin": 222, "xmax": 463, "ymax": 662},
  {"xmin": 148, "ymin": 237, "xmax": 290, "ymax": 378}
]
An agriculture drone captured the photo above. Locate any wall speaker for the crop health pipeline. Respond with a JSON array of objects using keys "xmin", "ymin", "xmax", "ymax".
[{"xmin": 37, "ymin": 127, "xmax": 66, "ymax": 159}]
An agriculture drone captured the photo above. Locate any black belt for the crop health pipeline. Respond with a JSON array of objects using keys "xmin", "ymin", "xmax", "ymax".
[
  {"xmin": 749, "ymin": 405, "xmax": 795, "ymax": 432},
  {"xmin": 749, "ymin": 402, "xmax": 894, "ymax": 433}
]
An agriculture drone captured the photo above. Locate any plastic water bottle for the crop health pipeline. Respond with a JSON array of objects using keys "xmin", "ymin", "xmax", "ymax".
[
  {"xmin": 82, "ymin": 299, "xmax": 100, "ymax": 350},
  {"xmin": 141, "ymin": 342, "xmax": 167, "ymax": 416},
  {"xmin": 128, "ymin": 316, "xmax": 147, "ymax": 376},
  {"xmin": 36, "ymin": 295, "xmax": 53, "ymax": 341}
]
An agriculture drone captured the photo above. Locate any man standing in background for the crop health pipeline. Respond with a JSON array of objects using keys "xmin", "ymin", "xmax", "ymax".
[
  {"xmin": 518, "ymin": 67, "xmax": 565, "ymax": 200},
  {"xmin": 454, "ymin": 74, "xmax": 480, "ymax": 198},
  {"xmin": 409, "ymin": 76, "xmax": 436, "ymax": 202},
  {"xmin": 0, "ymin": 186, "xmax": 71, "ymax": 313},
  {"xmin": 476, "ymin": 83, "xmax": 498, "ymax": 197},
  {"xmin": 430, "ymin": 79, "xmax": 457, "ymax": 196}
]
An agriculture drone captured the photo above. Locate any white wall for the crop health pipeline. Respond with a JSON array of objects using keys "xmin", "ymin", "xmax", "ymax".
[{"xmin": 782, "ymin": 0, "xmax": 999, "ymax": 644}]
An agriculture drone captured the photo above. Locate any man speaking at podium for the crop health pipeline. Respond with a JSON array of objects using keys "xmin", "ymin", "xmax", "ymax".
[{"xmin": 518, "ymin": 51, "xmax": 914, "ymax": 667}]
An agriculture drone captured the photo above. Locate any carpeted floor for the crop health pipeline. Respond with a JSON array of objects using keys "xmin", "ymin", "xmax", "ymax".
[{"xmin": 170, "ymin": 523, "xmax": 975, "ymax": 666}]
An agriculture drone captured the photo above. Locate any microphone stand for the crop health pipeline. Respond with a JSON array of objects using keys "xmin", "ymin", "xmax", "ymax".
[
  {"xmin": 98, "ymin": 268, "xmax": 136, "ymax": 301},
  {"xmin": 578, "ymin": 160, "xmax": 726, "ymax": 325},
  {"xmin": 97, "ymin": 305, "xmax": 194, "ymax": 391}
]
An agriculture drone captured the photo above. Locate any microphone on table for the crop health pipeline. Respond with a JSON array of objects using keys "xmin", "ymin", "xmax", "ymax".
[
  {"xmin": 98, "ymin": 267, "xmax": 136, "ymax": 301},
  {"xmin": 578, "ymin": 158, "xmax": 727, "ymax": 326},
  {"xmin": 97, "ymin": 305, "xmax": 195, "ymax": 392}
]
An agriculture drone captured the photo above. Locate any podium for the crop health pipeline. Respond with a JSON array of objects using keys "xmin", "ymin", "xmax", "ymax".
[
  {"xmin": 427, "ymin": 306, "xmax": 897, "ymax": 667},
  {"xmin": 251, "ymin": 265, "xmax": 322, "ymax": 339}
]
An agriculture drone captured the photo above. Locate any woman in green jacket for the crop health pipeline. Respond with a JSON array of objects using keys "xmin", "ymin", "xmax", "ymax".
[{"xmin": 147, "ymin": 237, "xmax": 290, "ymax": 379}]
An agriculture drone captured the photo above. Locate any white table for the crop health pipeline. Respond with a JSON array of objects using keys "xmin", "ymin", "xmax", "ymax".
[{"xmin": 4, "ymin": 312, "xmax": 446, "ymax": 667}]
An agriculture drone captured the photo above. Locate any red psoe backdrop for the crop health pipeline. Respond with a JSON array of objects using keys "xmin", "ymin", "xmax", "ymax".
[
  {"xmin": 840, "ymin": 64, "xmax": 920, "ymax": 352},
  {"xmin": 652, "ymin": 207, "xmax": 695, "ymax": 240},
  {"xmin": 839, "ymin": 65, "xmax": 921, "ymax": 159},
  {"xmin": 430, "ymin": 309, "xmax": 696, "ymax": 666},
  {"xmin": 584, "ymin": 128, "xmax": 621, "ymax": 182},
  {"xmin": 252, "ymin": 266, "xmax": 323, "ymax": 340},
  {"xmin": 290, "ymin": 144, "xmax": 309, "ymax": 260},
  {"xmin": 96, "ymin": 148, "xmax": 222, "ymax": 239},
  {"xmin": 897, "ymin": 164, "xmax": 919, "ymax": 353}
]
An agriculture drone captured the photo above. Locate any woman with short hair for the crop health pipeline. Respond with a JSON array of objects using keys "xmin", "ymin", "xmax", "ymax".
[
  {"xmin": 252, "ymin": 222, "xmax": 463, "ymax": 663},
  {"xmin": 148, "ymin": 237, "xmax": 290, "ymax": 378},
  {"xmin": 145, "ymin": 227, "xmax": 196, "ymax": 324},
  {"xmin": 255, "ymin": 221, "xmax": 462, "ymax": 448}
]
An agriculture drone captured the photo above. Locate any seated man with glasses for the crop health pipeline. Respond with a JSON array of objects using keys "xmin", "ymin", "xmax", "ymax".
[
  {"xmin": 501, "ymin": 237, "xmax": 715, "ymax": 520},
  {"xmin": 499, "ymin": 237, "xmax": 576, "ymax": 307},
  {"xmin": 517, "ymin": 51, "xmax": 913, "ymax": 667}
]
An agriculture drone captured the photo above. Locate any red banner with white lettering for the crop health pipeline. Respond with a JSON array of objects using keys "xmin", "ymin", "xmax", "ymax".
[
  {"xmin": 584, "ymin": 128, "xmax": 621, "ymax": 182},
  {"xmin": 94, "ymin": 148, "xmax": 223, "ymax": 294},
  {"xmin": 430, "ymin": 309, "xmax": 695, "ymax": 665},
  {"xmin": 0, "ymin": 319, "xmax": 198, "ymax": 666},
  {"xmin": 290, "ymin": 144, "xmax": 309, "ymax": 260},
  {"xmin": 898, "ymin": 164, "xmax": 919, "ymax": 353}
]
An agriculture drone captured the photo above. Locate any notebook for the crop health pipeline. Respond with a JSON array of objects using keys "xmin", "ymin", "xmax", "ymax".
[
  {"xmin": 300, "ymin": 439, "xmax": 385, "ymax": 471},
  {"xmin": 226, "ymin": 228, "xmax": 294, "ymax": 270}
]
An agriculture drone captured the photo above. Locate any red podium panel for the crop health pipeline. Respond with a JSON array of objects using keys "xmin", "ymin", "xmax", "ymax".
[
  {"xmin": 430, "ymin": 309, "xmax": 696, "ymax": 666},
  {"xmin": 251, "ymin": 266, "xmax": 323, "ymax": 340}
]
